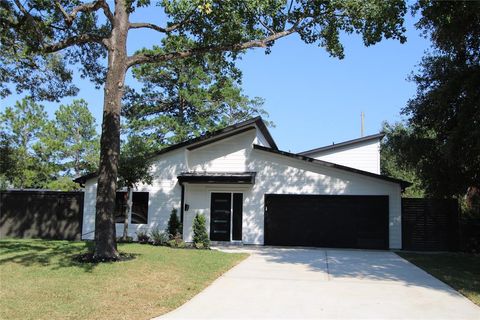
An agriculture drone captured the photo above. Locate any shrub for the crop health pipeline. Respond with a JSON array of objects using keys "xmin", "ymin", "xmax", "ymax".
[
  {"xmin": 167, "ymin": 234, "xmax": 186, "ymax": 248},
  {"xmin": 136, "ymin": 231, "xmax": 150, "ymax": 244},
  {"xmin": 193, "ymin": 213, "xmax": 209, "ymax": 248},
  {"xmin": 150, "ymin": 228, "xmax": 169, "ymax": 246},
  {"xmin": 167, "ymin": 208, "xmax": 182, "ymax": 238}
]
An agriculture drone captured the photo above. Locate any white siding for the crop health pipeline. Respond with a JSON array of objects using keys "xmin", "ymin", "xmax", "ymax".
[
  {"xmin": 81, "ymin": 149, "xmax": 186, "ymax": 240},
  {"xmin": 253, "ymin": 125, "xmax": 271, "ymax": 147},
  {"xmin": 81, "ymin": 179, "xmax": 97, "ymax": 240},
  {"xmin": 187, "ymin": 130, "xmax": 255, "ymax": 172},
  {"xmin": 307, "ymin": 139, "xmax": 381, "ymax": 174}
]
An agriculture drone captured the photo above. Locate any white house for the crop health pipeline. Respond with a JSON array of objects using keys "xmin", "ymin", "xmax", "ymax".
[{"xmin": 76, "ymin": 117, "xmax": 409, "ymax": 249}]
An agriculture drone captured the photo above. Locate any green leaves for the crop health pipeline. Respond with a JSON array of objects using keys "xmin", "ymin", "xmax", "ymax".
[
  {"xmin": 118, "ymin": 135, "xmax": 153, "ymax": 189},
  {"xmin": 0, "ymin": 98, "xmax": 99, "ymax": 190},
  {"xmin": 124, "ymin": 37, "xmax": 269, "ymax": 147},
  {"xmin": 398, "ymin": 1, "xmax": 480, "ymax": 197}
]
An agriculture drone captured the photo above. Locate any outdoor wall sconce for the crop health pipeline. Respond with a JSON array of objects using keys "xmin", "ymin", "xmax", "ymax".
[{"xmin": 184, "ymin": 204, "xmax": 190, "ymax": 211}]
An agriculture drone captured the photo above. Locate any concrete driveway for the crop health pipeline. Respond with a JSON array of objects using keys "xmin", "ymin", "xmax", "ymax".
[{"xmin": 158, "ymin": 247, "xmax": 480, "ymax": 319}]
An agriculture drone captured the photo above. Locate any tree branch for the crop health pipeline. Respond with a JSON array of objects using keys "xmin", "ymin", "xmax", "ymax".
[
  {"xmin": 43, "ymin": 34, "xmax": 108, "ymax": 53},
  {"xmin": 129, "ymin": 11, "xmax": 194, "ymax": 33},
  {"xmin": 127, "ymin": 27, "xmax": 297, "ymax": 68},
  {"xmin": 55, "ymin": 0, "xmax": 113, "ymax": 26}
]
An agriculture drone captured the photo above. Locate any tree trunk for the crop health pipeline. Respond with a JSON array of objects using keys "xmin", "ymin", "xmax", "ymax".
[
  {"xmin": 123, "ymin": 186, "xmax": 133, "ymax": 240},
  {"xmin": 94, "ymin": 1, "xmax": 129, "ymax": 260}
]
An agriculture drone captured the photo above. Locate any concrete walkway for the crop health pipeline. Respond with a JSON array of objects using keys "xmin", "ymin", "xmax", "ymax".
[{"xmin": 157, "ymin": 247, "xmax": 480, "ymax": 319}]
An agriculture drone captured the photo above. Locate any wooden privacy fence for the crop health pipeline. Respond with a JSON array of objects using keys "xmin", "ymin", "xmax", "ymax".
[
  {"xmin": 0, "ymin": 190, "xmax": 84, "ymax": 240},
  {"xmin": 402, "ymin": 198, "xmax": 459, "ymax": 251}
]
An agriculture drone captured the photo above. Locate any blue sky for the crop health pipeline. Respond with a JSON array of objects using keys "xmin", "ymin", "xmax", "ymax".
[{"xmin": 0, "ymin": 5, "xmax": 430, "ymax": 153}]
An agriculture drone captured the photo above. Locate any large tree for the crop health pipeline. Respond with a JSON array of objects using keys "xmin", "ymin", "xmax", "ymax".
[
  {"xmin": 124, "ymin": 38, "xmax": 269, "ymax": 148},
  {"xmin": 2, "ymin": 0, "xmax": 407, "ymax": 259},
  {"xmin": 396, "ymin": 1, "xmax": 480, "ymax": 198}
]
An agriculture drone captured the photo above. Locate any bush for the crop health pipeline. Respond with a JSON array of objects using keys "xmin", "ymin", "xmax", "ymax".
[
  {"xmin": 194, "ymin": 242, "xmax": 205, "ymax": 249},
  {"xmin": 167, "ymin": 208, "xmax": 182, "ymax": 238},
  {"xmin": 150, "ymin": 228, "xmax": 169, "ymax": 246},
  {"xmin": 136, "ymin": 231, "xmax": 150, "ymax": 244},
  {"xmin": 193, "ymin": 213, "xmax": 209, "ymax": 248},
  {"xmin": 167, "ymin": 234, "xmax": 186, "ymax": 248}
]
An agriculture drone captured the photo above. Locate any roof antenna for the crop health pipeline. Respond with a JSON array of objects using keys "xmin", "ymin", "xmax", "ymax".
[{"xmin": 361, "ymin": 112, "xmax": 365, "ymax": 137}]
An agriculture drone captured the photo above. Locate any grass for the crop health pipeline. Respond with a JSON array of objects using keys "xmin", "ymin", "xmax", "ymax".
[
  {"xmin": 397, "ymin": 252, "xmax": 480, "ymax": 306},
  {"xmin": 0, "ymin": 239, "xmax": 248, "ymax": 320}
]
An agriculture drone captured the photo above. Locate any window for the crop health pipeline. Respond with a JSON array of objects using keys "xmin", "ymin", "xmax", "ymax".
[
  {"xmin": 114, "ymin": 191, "xmax": 149, "ymax": 224},
  {"xmin": 131, "ymin": 192, "xmax": 149, "ymax": 224}
]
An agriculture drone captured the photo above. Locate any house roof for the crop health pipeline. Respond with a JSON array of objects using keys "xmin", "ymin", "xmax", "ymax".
[
  {"xmin": 74, "ymin": 117, "xmax": 275, "ymax": 185},
  {"xmin": 299, "ymin": 132, "xmax": 385, "ymax": 156},
  {"xmin": 177, "ymin": 172, "xmax": 256, "ymax": 184},
  {"xmin": 253, "ymin": 144, "xmax": 411, "ymax": 189}
]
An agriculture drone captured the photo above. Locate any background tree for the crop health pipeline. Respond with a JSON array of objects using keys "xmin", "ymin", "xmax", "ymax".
[
  {"xmin": 124, "ymin": 38, "xmax": 269, "ymax": 148},
  {"xmin": 3, "ymin": 0, "xmax": 407, "ymax": 259},
  {"xmin": 380, "ymin": 122, "xmax": 425, "ymax": 198},
  {"xmin": 0, "ymin": 132, "xmax": 18, "ymax": 189},
  {"xmin": 0, "ymin": 98, "xmax": 50, "ymax": 188},
  {"xmin": 117, "ymin": 135, "xmax": 153, "ymax": 241},
  {"xmin": 52, "ymin": 99, "xmax": 99, "ymax": 177},
  {"xmin": 391, "ymin": 1, "xmax": 480, "ymax": 199}
]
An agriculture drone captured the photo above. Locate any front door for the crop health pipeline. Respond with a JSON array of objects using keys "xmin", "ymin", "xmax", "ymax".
[
  {"xmin": 210, "ymin": 192, "xmax": 243, "ymax": 241},
  {"xmin": 210, "ymin": 193, "xmax": 231, "ymax": 241}
]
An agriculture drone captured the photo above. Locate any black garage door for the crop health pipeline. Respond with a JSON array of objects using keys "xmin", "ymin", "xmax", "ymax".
[{"xmin": 264, "ymin": 194, "xmax": 389, "ymax": 249}]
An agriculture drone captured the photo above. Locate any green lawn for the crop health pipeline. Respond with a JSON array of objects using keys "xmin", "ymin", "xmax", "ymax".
[
  {"xmin": 397, "ymin": 252, "xmax": 480, "ymax": 306},
  {"xmin": 0, "ymin": 239, "xmax": 248, "ymax": 320}
]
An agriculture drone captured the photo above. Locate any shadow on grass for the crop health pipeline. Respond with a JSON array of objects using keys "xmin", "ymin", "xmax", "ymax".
[{"xmin": 0, "ymin": 240, "xmax": 138, "ymax": 272}]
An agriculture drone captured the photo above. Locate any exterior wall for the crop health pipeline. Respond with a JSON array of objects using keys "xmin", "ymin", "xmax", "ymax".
[
  {"xmin": 245, "ymin": 149, "xmax": 402, "ymax": 248},
  {"xmin": 307, "ymin": 139, "xmax": 381, "ymax": 174},
  {"xmin": 253, "ymin": 125, "xmax": 271, "ymax": 147},
  {"xmin": 182, "ymin": 143, "xmax": 402, "ymax": 249},
  {"xmin": 82, "ymin": 127, "xmax": 402, "ymax": 249},
  {"xmin": 182, "ymin": 184, "xmax": 253, "ymax": 243},
  {"xmin": 187, "ymin": 130, "xmax": 256, "ymax": 172},
  {"xmin": 81, "ymin": 149, "xmax": 186, "ymax": 240},
  {"xmin": 81, "ymin": 179, "xmax": 97, "ymax": 239}
]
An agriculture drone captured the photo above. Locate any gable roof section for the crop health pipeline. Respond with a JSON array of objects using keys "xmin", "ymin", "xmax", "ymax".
[
  {"xmin": 299, "ymin": 132, "xmax": 385, "ymax": 156},
  {"xmin": 253, "ymin": 144, "xmax": 410, "ymax": 189},
  {"xmin": 74, "ymin": 117, "xmax": 275, "ymax": 185},
  {"xmin": 147, "ymin": 116, "xmax": 276, "ymax": 158}
]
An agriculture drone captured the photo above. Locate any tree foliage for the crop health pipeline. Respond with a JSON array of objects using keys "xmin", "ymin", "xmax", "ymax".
[
  {"xmin": 124, "ymin": 38, "xmax": 270, "ymax": 148},
  {"xmin": 51, "ymin": 99, "xmax": 99, "ymax": 178},
  {"xmin": 0, "ymin": 98, "xmax": 98, "ymax": 190},
  {"xmin": 0, "ymin": 98, "xmax": 50, "ymax": 188},
  {"xmin": 2, "ymin": 0, "xmax": 408, "ymax": 258},
  {"xmin": 380, "ymin": 122, "xmax": 425, "ymax": 198},
  {"xmin": 117, "ymin": 135, "xmax": 153, "ymax": 190},
  {"xmin": 394, "ymin": 1, "xmax": 480, "ymax": 197}
]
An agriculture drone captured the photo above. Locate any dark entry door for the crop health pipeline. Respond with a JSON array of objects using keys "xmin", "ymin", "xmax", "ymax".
[
  {"xmin": 264, "ymin": 194, "xmax": 389, "ymax": 249},
  {"xmin": 210, "ymin": 193, "xmax": 231, "ymax": 241}
]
